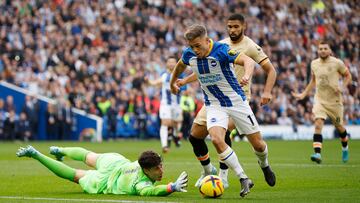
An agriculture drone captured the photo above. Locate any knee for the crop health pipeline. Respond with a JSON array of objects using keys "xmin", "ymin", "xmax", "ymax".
[
  {"xmin": 253, "ymin": 144, "xmax": 265, "ymax": 152},
  {"xmin": 191, "ymin": 124, "xmax": 208, "ymax": 139},
  {"xmin": 252, "ymin": 140, "xmax": 266, "ymax": 152},
  {"xmin": 211, "ymin": 135, "xmax": 224, "ymax": 147}
]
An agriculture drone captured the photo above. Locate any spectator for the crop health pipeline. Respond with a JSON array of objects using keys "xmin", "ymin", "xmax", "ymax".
[
  {"xmin": 3, "ymin": 109, "xmax": 17, "ymax": 140},
  {"xmin": 277, "ymin": 112, "xmax": 293, "ymax": 126},
  {"xmin": 16, "ymin": 112, "xmax": 32, "ymax": 141},
  {"xmin": 0, "ymin": 0, "xmax": 357, "ymax": 140},
  {"xmin": 180, "ymin": 89, "xmax": 196, "ymax": 140},
  {"xmin": 22, "ymin": 95, "xmax": 39, "ymax": 137},
  {"xmin": 4, "ymin": 95, "xmax": 15, "ymax": 112},
  {"xmin": 46, "ymin": 104, "xmax": 59, "ymax": 140}
]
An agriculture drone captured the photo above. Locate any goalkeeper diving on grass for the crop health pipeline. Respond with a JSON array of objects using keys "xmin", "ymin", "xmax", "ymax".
[{"xmin": 16, "ymin": 145, "xmax": 188, "ymax": 196}]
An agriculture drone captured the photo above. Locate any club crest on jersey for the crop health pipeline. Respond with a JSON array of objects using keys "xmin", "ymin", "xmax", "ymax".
[
  {"xmin": 210, "ymin": 118, "xmax": 216, "ymax": 123},
  {"xmin": 210, "ymin": 60, "xmax": 217, "ymax": 67},
  {"xmin": 228, "ymin": 49, "xmax": 238, "ymax": 56}
]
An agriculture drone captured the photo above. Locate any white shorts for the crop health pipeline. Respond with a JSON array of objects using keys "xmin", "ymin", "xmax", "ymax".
[
  {"xmin": 159, "ymin": 104, "xmax": 183, "ymax": 121},
  {"xmin": 206, "ymin": 103, "xmax": 259, "ymax": 135}
]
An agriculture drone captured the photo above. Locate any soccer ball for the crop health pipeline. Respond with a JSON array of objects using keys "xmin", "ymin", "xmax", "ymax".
[{"xmin": 199, "ymin": 175, "xmax": 224, "ymax": 198}]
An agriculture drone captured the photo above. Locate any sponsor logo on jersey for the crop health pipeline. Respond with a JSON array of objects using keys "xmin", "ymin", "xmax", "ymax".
[
  {"xmin": 211, "ymin": 60, "xmax": 217, "ymax": 67},
  {"xmin": 211, "ymin": 118, "xmax": 216, "ymax": 123},
  {"xmin": 228, "ymin": 49, "xmax": 238, "ymax": 56}
]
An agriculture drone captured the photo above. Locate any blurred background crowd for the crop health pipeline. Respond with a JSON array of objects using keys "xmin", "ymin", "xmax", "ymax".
[{"xmin": 0, "ymin": 0, "xmax": 359, "ymax": 141}]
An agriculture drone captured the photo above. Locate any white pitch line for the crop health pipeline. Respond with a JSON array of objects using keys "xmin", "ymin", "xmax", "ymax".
[
  {"xmin": 0, "ymin": 196, "xmax": 178, "ymax": 203},
  {"xmin": 166, "ymin": 162, "xmax": 359, "ymax": 168}
]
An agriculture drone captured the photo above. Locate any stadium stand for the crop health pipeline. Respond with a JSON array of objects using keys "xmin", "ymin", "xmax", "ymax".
[{"xmin": 0, "ymin": 0, "xmax": 358, "ymax": 140}]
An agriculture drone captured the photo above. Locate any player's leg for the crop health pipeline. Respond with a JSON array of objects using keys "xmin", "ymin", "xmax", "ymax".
[
  {"xmin": 49, "ymin": 146, "xmax": 92, "ymax": 162},
  {"xmin": 160, "ymin": 119, "xmax": 172, "ymax": 153},
  {"xmin": 207, "ymin": 106, "xmax": 252, "ymax": 197},
  {"xmin": 190, "ymin": 123, "xmax": 217, "ymax": 187},
  {"xmin": 159, "ymin": 104, "xmax": 173, "ymax": 153},
  {"xmin": 16, "ymin": 145, "xmax": 82, "ymax": 183},
  {"xmin": 172, "ymin": 107, "xmax": 183, "ymax": 147},
  {"xmin": 189, "ymin": 106, "xmax": 217, "ymax": 187},
  {"xmin": 218, "ymin": 119, "xmax": 234, "ymax": 188},
  {"xmin": 311, "ymin": 118, "xmax": 325, "ymax": 163},
  {"xmin": 328, "ymin": 104, "xmax": 349, "ymax": 162},
  {"xmin": 246, "ymin": 131, "xmax": 275, "ymax": 186},
  {"xmin": 311, "ymin": 103, "xmax": 327, "ymax": 164}
]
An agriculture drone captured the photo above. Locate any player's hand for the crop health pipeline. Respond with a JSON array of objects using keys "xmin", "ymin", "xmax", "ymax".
[
  {"xmin": 171, "ymin": 171, "xmax": 188, "ymax": 192},
  {"xmin": 171, "ymin": 83, "xmax": 180, "ymax": 94},
  {"xmin": 291, "ymin": 91, "xmax": 305, "ymax": 100},
  {"xmin": 240, "ymin": 75, "xmax": 250, "ymax": 86},
  {"xmin": 336, "ymin": 87, "xmax": 342, "ymax": 96},
  {"xmin": 176, "ymin": 79, "xmax": 186, "ymax": 87},
  {"xmin": 260, "ymin": 92, "xmax": 272, "ymax": 106}
]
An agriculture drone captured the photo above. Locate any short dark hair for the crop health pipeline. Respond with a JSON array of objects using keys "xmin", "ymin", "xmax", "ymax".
[
  {"xmin": 319, "ymin": 40, "xmax": 332, "ymax": 47},
  {"xmin": 138, "ymin": 150, "xmax": 162, "ymax": 169},
  {"xmin": 184, "ymin": 24, "xmax": 207, "ymax": 41},
  {"xmin": 228, "ymin": 14, "xmax": 245, "ymax": 23},
  {"xmin": 168, "ymin": 55, "xmax": 178, "ymax": 61}
]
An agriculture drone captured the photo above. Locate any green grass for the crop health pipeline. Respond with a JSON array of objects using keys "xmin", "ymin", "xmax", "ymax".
[{"xmin": 0, "ymin": 139, "xmax": 359, "ymax": 202}]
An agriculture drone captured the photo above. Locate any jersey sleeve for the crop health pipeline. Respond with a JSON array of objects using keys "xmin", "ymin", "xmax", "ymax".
[
  {"xmin": 336, "ymin": 59, "xmax": 347, "ymax": 74},
  {"xmin": 223, "ymin": 44, "xmax": 241, "ymax": 63},
  {"xmin": 135, "ymin": 181, "xmax": 172, "ymax": 196},
  {"xmin": 247, "ymin": 41, "xmax": 269, "ymax": 65},
  {"xmin": 181, "ymin": 47, "xmax": 193, "ymax": 65}
]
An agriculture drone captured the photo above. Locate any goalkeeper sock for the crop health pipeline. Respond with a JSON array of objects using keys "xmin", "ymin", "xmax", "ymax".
[
  {"xmin": 59, "ymin": 147, "xmax": 90, "ymax": 162},
  {"xmin": 219, "ymin": 147, "xmax": 247, "ymax": 179},
  {"xmin": 33, "ymin": 152, "xmax": 76, "ymax": 181},
  {"xmin": 254, "ymin": 144, "xmax": 269, "ymax": 168}
]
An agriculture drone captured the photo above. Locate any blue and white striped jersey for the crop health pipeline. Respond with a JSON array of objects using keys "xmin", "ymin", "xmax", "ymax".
[
  {"xmin": 181, "ymin": 39, "xmax": 246, "ymax": 107},
  {"xmin": 160, "ymin": 72, "xmax": 181, "ymax": 106}
]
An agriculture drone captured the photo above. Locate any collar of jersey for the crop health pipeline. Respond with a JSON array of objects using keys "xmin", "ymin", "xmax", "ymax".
[{"xmin": 205, "ymin": 39, "xmax": 214, "ymax": 57}]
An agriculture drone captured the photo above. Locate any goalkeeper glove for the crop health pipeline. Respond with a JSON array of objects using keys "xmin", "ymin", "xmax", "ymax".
[{"xmin": 170, "ymin": 171, "xmax": 188, "ymax": 192}]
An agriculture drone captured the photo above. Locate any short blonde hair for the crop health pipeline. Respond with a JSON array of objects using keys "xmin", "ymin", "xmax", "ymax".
[{"xmin": 184, "ymin": 24, "xmax": 207, "ymax": 41}]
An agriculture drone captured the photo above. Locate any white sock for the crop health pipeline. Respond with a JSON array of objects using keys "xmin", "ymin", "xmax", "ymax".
[
  {"xmin": 160, "ymin": 125, "xmax": 168, "ymax": 148},
  {"xmin": 342, "ymin": 146, "xmax": 349, "ymax": 151},
  {"xmin": 203, "ymin": 162, "xmax": 214, "ymax": 174},
  {"xmin": 218, "ymin": 147, "xmax": 247, "ymax": 179},
  {"xmin": 255, "ymin": 144, "xmax": 269, "ymax": 168},
  {"xmin": 219, "ymin": 168, "xmax": 228, "ymax": 180}
]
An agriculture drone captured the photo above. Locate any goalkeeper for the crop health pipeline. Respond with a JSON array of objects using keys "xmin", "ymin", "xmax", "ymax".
[{"xmin": 16, "ymin": 145, "xmax": 188, "ymax": 196}]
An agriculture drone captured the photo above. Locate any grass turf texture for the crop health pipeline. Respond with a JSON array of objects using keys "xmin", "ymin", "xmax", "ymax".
[{"xmin": 0, "ymin": 140, "xmax": 359, "ymax": 202}]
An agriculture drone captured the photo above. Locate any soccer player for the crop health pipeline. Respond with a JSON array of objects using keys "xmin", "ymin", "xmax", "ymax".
[
  {"xmin": 170, "ymin": 24, "xmax": 258, "ymax": 197},
  {"xmin": 145, "ymin": 56, "xmax": 183, "ymax": 153},
  {"xmin": 16, "ymin": 145, "xmax": 188, "ymax": 196},
  {"xmin": 292, "ymin": 41, "xmax": 352, "ymax": 164},
  {"xmin": 175, "ymin": 14, "xmax": 276, "ymax": 189}
]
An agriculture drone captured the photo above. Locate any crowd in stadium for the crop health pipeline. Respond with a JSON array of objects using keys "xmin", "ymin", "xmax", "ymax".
[{"xmin": 0, "ymin": 0, "xmax": 359, "ymax": 140}]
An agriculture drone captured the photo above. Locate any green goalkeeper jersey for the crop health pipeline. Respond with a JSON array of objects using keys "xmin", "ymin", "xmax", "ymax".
[{"xmin": 79, "ymin": 153, "xmax": 172, "ymax": 196}]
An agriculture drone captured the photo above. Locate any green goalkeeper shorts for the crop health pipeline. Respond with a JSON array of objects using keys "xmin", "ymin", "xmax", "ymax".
[{"xmin": 79, "ymin": 153, "xmax": 130, "ymax": 194}]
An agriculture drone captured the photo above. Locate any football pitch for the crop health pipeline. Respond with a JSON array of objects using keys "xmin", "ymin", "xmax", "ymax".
[{"xmin": 0, "ymin": 139, "xmax": 359, "ymax": 203}]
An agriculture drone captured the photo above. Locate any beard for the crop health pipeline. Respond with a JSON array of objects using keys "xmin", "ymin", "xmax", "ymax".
[
  {"xmin": 229, "ymin": 30, "xmax": 243, "ymax": 42},
  {"xmin": 319, "ymin": 54, "xmax": 330, "ymax": 60}
]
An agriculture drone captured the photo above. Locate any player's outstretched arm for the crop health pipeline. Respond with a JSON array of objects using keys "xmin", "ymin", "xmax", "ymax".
[
  {"xmin": 176, "ymin": 73, "xmax": 197, "ymax": 87},
  {"xmin": 136, "ymin": 171, "xmax": 188, "ymax": 196},
  {"xmin": 292, "ymin": 72, "xmax": 316, "ymax": 100},
  {"xmin": 235, "ymin": 54, "xmax": 256, "ymax": 86},
  {"xmin": 144, "ymin": 77, "xmax": 163, "ymax": 87},
  {"xmin": 260, "ymin": 61, "xmax": 277, "ymax": 106},
  {"xmin": 170, "ymin": 60, "xmax": 187, "ymax": 94}
]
